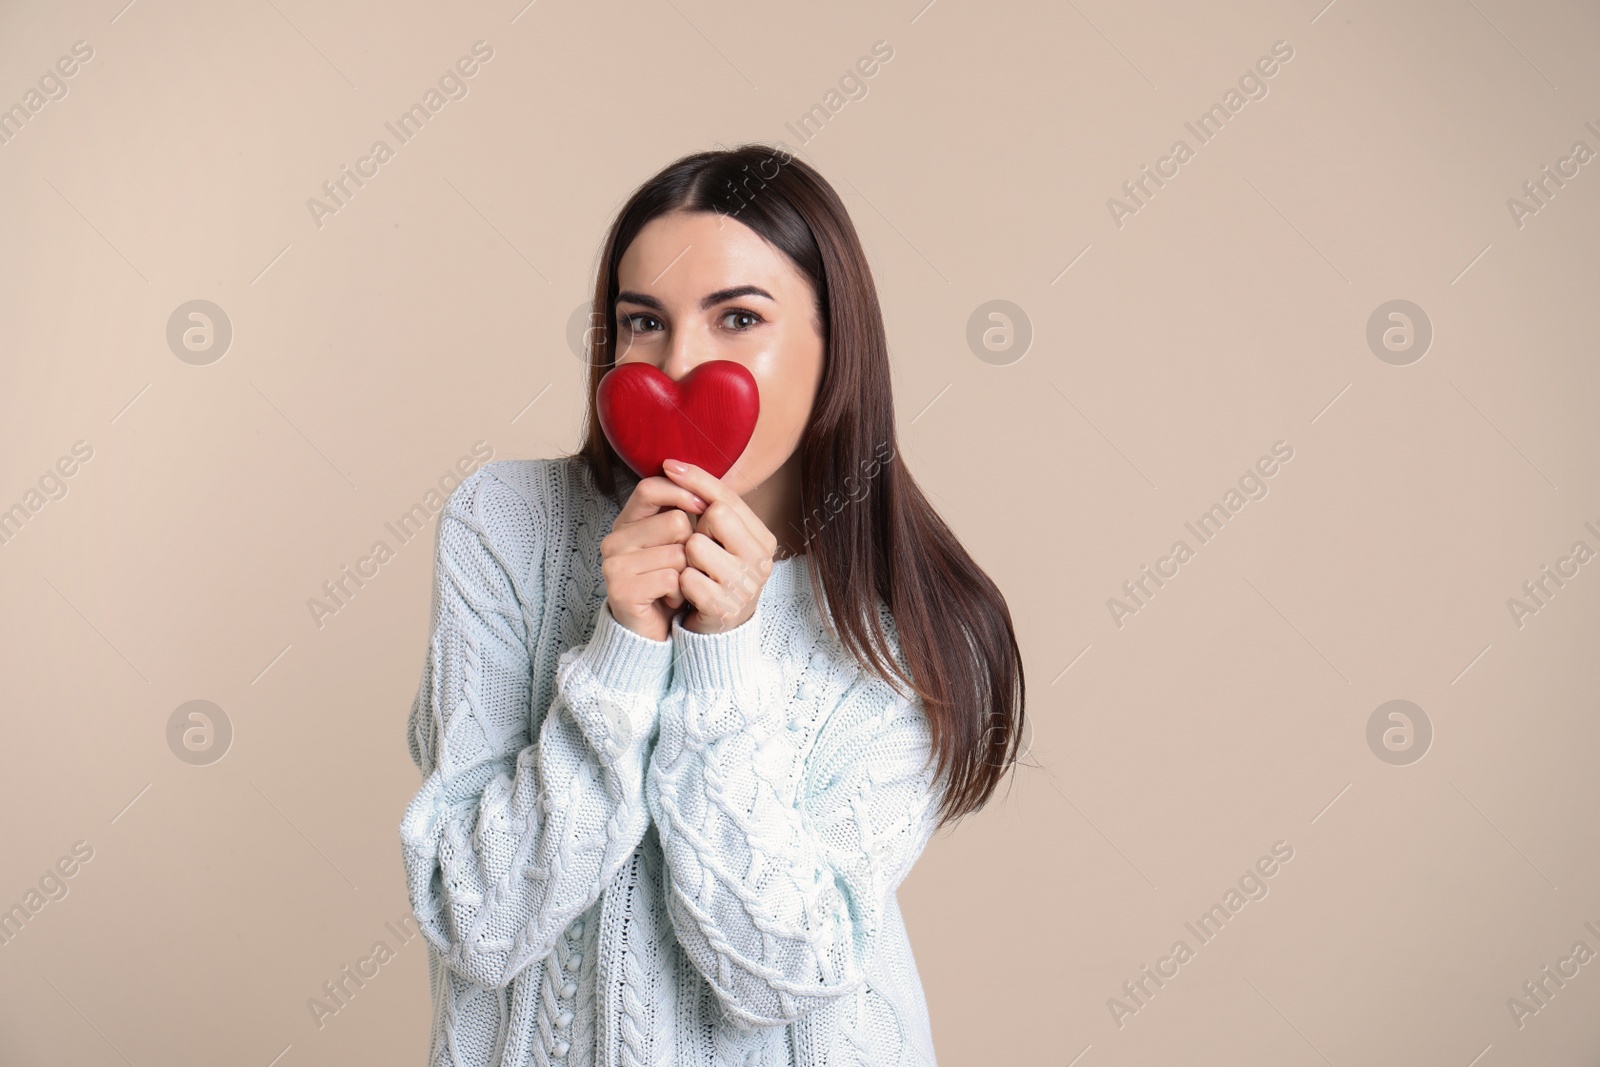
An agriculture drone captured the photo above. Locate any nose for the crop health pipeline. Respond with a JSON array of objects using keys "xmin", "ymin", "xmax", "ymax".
[{"xmin": 659, "ymin": 324, "xmax": 702, "ymax": 382}]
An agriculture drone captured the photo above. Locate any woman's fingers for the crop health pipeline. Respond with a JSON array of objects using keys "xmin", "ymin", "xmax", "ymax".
[
  {"xmin": 655, "ymin": 461, "xmax": 779, "ymax": 630},
  {"xmin": 660, "ymin": 461, "xmax": 778, "ymax": 557},
  {"xmin": 682, "ymin": 527, "xmax": 766, "ymax": 618},
  {"xmin": 603, "ymin": 507, "xmax": 695, "ymax": 559},
  {"xmin": 604, "ymin": 474, "xmax": 701, "ymax": 641},
  {"xmin": 691, "ymin": 501, "xmax": 767, "ymax": 571},
  {"xmin": 600, "ymin": 542, "xmax": 685, "ymax": 599},
  {"xmin": 627, "ymin": 508, "xmax": 697, "ymax": 550},
  {"xmin": 678, "ymin": 560, "xmax": 755, "ymax": 624},
  {"xmin": 619, "ymin": 542, "xmax": 688, "ymax": 576},
  {"xmin": 616, "ymin": 474, "xmax": 707, "ymax": 526}
]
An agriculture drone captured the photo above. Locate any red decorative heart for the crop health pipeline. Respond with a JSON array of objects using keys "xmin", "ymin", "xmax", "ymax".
[{"xmin": 596, "ymin": 360, "xmax": 760, "ymax": 480}]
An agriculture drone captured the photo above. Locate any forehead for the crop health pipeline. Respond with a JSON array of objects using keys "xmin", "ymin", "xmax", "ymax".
[{"xmin": 617, "ymin": 210, "xmax": 797, "ymax": 291}]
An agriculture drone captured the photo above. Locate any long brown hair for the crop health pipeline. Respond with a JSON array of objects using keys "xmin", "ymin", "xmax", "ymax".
[{"xmin": 566, "ymin": 143, "xmax": 1025, "ymax": 831}]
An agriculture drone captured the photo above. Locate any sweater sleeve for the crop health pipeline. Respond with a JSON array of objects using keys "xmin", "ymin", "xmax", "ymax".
[
  {"xmin": 644, "ymin": 596, "xmax": 943, "ymax": 1030},
  {"xmin": 400, "ymin": 467, "xmax": 673, "ymax": 991}
]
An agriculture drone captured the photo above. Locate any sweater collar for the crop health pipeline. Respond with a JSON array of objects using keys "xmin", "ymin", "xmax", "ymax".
[{"xmin": 762, "ymin": 552, "xmax": 811, "ymax": 602}]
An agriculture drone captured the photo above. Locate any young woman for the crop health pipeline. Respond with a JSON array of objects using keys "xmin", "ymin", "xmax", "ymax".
[{"xmin": 400, "ymin": 144, "xmax": 1025, "ymax": 1067}]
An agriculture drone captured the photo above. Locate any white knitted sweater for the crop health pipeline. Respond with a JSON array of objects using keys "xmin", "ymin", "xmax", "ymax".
[{"xmin": 399, "ymin": 456, "xmax": 944, "ymax": 1066}]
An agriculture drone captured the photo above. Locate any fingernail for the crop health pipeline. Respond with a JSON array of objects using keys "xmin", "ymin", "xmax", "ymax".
[
  {"xmin": 664, "ymin": 459, "xmax": 687, "ymax": 473},
  {"xmin": 691, "ymin": 494, "xmax": 709, "ymax": 509}
]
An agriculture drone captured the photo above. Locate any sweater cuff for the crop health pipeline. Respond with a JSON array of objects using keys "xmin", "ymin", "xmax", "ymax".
[
  {"xmin": 578, "ymin": 601, "xmax": 674, "ymax": 698},
  {"xmin": 671, "ymin": 597, "xmax": 764, "ymax": 693}
]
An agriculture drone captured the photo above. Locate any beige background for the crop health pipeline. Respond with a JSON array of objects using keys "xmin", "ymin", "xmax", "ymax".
[{"xmin": 2, "ymin": 0, "xmax": 1597, "ymax": 1063}]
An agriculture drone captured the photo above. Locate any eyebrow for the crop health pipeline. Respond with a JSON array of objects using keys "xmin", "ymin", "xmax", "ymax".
[{"xmin": 615, "ymin": 285, "xmax": 776, "ymax": 312}]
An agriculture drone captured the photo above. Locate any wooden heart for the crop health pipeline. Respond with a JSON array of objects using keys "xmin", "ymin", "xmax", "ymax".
[{"xmin": 596, "ymin": 360, "xmax": 760, "ymax": 480}]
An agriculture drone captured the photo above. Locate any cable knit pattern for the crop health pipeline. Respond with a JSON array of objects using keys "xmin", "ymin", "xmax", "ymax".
[{"xmin": 400, "ymin": 456, "xmax": 943, "ymax": 1066}]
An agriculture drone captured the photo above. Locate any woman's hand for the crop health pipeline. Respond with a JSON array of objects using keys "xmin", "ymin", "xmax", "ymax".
[
  {"xmin": 661, "ymin": 458, "xmax": 780, "ymax": 634},
  {"xmin": 600, "ymin": 474, "xmax": 709, "ymax": 642}
]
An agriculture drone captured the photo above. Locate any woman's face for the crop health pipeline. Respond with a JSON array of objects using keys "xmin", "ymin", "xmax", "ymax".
[{"xmin": 613, "ymin": 209, "xmax": 825, "ymax": 498}]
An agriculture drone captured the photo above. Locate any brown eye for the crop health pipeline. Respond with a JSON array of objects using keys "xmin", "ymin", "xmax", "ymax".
[
  {"xmin": 621, "ymin": 312, "xmax": 662, "ymax": 332},
  {"xmin": 721, "ymin": 309, "xmax": 761, "ymax": 330}
]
